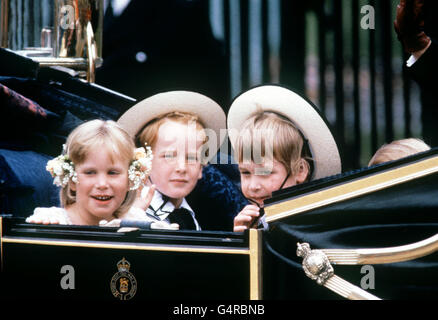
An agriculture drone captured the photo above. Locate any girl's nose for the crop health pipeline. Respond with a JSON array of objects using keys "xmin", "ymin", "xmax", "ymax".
[{"xmin": 96, "ymin": 173, "xmax": 109, "ymax": 188}]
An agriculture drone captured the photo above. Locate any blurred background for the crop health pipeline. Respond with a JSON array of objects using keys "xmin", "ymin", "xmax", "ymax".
[
  {"xmin": 1, "ymin": 0, "xmax": 435, "ymax": 171},
  {"xmin": 96, "ymin": 0, "xmax": 432, "ymax": 171}
]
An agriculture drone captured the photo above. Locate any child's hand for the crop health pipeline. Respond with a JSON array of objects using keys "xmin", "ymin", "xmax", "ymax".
[
  {"xmin": 26, "ymin": 207, "xmax": 69, "ymax": 225},
  {"xmin": 132, "ymin": 184, "xmax": 156, "ymax": 211},
  {"xmin": 99, "ymin": 219, "xmax": 122, "ymax": 227},
  {"xmin": 151, "ymin": 221, "xmax": 180, "ymax": 230},
  {"xmin": 233, "ymin": 205, "xmax": 260, "ymax": 232},
  {"xmin": 26, "ymin": 214, "xmax": 60, "ymax": 225}
]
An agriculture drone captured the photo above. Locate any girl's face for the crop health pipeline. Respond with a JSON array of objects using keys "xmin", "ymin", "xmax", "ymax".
[
  {"xmin": 239, "ymin": 159, "xmax": 308, "ymax": 207},
  {"xmin": 69, "ymin": 148, "xmax": 130, "ymax": 225}
]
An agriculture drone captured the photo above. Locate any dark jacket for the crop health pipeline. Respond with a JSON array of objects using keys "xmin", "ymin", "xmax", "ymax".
[{"xmin": 96, "ymin": 0, "xmax": 230, "ymax": 111}]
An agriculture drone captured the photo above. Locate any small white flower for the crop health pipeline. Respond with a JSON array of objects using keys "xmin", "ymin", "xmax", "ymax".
[
  {"xmin": 53, "ymin": 176, "xmax": 62, "ymax": 187},
  {"xmin": 137, "ymin": 157, "xmax": 150, "ymax": 168},
  {"xmin": 128, "ymin": 144, "xmax": 153, "ymax": 191},
  {"xmin": 54, "ymin": 163, "xmax": 63, "ymax": 176},
  {"xmin": 48, "ymin": 143, "xmax": 152, "ymax": 190},
  {"xmin": 46, "ymin": 153, "xmax": 76, "ymax": 188},
  {"xmin": 134, "ymin": 147, "xmax": 147, "ymax": 160}
]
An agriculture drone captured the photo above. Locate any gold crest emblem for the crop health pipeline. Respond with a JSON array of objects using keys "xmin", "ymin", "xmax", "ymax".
[{"xmin": 110, "ymin": 258, "xmax": 137, "ymax": 300}]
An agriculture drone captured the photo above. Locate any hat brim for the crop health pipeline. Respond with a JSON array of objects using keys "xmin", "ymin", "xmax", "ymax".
[
  {"xmin": 227, "ymin": 85, "xmax": 341, "ymax": 180},
  {"xmin": 117, "ymin": 91, "xmax": 226, "ymax": 162}
]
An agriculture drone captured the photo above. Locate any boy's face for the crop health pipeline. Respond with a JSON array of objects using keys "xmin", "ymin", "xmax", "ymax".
[
  {"xmin": 149, "ymin": 120, "xmax": 204, "ymax": 207},
  {"xmin": 239, "ymin": 159, "xmax": 305, "ymax": 207}
]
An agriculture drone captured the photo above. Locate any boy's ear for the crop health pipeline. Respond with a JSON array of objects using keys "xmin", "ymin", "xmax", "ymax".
[
  {"xmin": 294, "ymin": 159, "xmax": 309, "ymax": 185},
  {"xmin": 197, "ymin": 166, "xmax": 203, "ymax": 180}
]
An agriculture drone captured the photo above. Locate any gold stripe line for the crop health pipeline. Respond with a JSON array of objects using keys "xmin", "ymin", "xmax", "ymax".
[
  {"xmin": 2, "ymin": 237, "xmax": 250, "ymax": 255},
  {"xmin": 249, "ymin": 229, "xmax": 263, "ymax": 300},
  {"xmin": 265, "ymin": 158, "xmax": 438, "ymax": 222},
  {"xmin": 322, "ymin": 233, "xmax": 438, "ymax": 265}
]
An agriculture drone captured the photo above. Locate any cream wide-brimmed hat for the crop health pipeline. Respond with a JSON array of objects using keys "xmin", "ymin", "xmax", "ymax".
[
  {"xmin": 117, "ymin": 90, "xmax": 226, "ymax": 162},
  {"xmin": 227, "ymin": 85, "xmax": 341, "ymax": 180}
]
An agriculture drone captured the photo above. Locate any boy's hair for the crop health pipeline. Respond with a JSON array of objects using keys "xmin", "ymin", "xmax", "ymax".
[
  {"xmin": 61, "ymin": 120, "xmax": 137, "ymax": 217},
  {"xmin": 368, "ymin": 138, "xmax": 431, "ymax": 166},
  {"xmin": 137, "ymin": 111, "xmax": 208, "ymax": 163},
  {"xmin": 235, "ymin": 111, "xmax": 312, "ymax": 179}
]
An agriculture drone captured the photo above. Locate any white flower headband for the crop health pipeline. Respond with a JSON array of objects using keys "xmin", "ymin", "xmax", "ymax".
[
  {"xmin": 128, "ymin": 145, "xmax": 153, "ymax": 190},
  {"xmin": 46, "ymin": 149, "xmax": 78, "ymax": 188},
  {"xmin": 46, "ymin": 144, "xmax": 153, "ymax": 190}
]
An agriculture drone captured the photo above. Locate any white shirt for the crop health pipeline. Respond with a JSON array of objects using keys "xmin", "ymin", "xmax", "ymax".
[
  {"xmin": 142, "ymin": 189, "xmax": 201, "ymax": 231},
  {"xmin": 105, "ymin": 0, "xmax": 131, "ymax": 17},
  {"xmin": 26, "ymin": 207, "xmax": 72, "ymax": 224},
  {"xmin": 26, "ymin": 206, "xmax": 156, "ymax": 225},
  {"xmin": 406, "ymin": 40, "xmax": 432, "ymax": 67}
]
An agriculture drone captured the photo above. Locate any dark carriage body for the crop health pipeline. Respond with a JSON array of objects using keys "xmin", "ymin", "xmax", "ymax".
[
  {"xmin": 2, "ymin": 148, "xmax": 438, "ymax": 300},
  {"xmin": 262, "ymin": 148, "xmax": 438, "ymax": 300},
  {"xmin": 2, "ymin": 0, "xmax": 437, "ymax": 301},
  {"xmin": 0, "ymin": 218, "xmax": 263, "ymax": 300},
  {"xmin": 0, "ymin": 49, "xmax": 253, "ymax": 301}
]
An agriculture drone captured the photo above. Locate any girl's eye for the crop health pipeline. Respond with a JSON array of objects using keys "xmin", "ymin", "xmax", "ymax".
[
  {"xmin": 164, "ymin": 152, "xmax": 175, "ymax": 159},
  {"xmin": 84, "ymin": 170, "xmax": 96, "ymax": 175},
  {"xmin": 109, "ymin": 170, "xmax": 120, "ymax": 175}
]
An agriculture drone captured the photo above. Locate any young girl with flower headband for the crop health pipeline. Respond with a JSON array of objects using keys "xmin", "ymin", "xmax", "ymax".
[{"xmin": 26, "ymin": 119, "xmax": 156, "ymax": 226}]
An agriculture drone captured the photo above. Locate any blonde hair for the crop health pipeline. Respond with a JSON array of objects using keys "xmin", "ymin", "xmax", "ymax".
[
  {"xmin": 235, "ymin": 111, "xmax": 311, "ymax": 179},
  {"xmin": 60, "ymin": 120, "xmax": 137, "ymax": 218},
  {"xmin": 368, "ymin": 138, "xmax": 431, "ymax": 166},
  {"xmin": 137, "ymin": 111, "xmax": 208, "ymax": 163}
]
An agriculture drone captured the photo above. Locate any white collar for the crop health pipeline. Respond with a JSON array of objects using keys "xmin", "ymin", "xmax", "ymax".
[
  {"xmin": 143, "ymin": 189, "xmax": 200, "ymax": 230},
  {"xmin": 106, "ymin": 0, "xmax": 131, "ymax": 16},
  {"xmin": 150, "ymin": 190, "xmax": 194, "ymax": 215}
]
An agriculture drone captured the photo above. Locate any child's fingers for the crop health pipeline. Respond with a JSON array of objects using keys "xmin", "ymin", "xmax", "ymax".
[
  {"xmin": 26, "ymin": 217, "xmax": 39, "ymax": 224},
  {"xmin": 132, "ymin": 184, "xmax": 156, "ymax": 211},
  {"xmin": 141, "ymin": 184, "xmax": 156, "ymax": 207},
  {"xmin": 234, "ymin": 214, "xmax": 253, "ymax": 224},
  {"xmin": 233, "ymin": 205, "xmax": 261, "ymax": 231},
  {"xmin": 234, "ymin": 225, "xmax": 248, "ymax": 232},
  {"xmin": 233, "ymin": 212, "xmax": 256, "ymax": 230},
  {"xmin": 142, "ymin": 184, "xmax": 155, "ymax": 199},
  {"xmin": 27, "ymin": 213, "xmax": 58, "ymax": 225},
  {"xmin": 245, "ymin": 204, "xmax": 261, "ymax": 211},
  {"xmin": 99, "ymin": 218, "xmax": 121, "ymax": 227},
  {"xmin": 241, "ymin": 206, "xmax": 261, "ymax": 217},
  {"xmin": 48, "ymin": 217, "xmax": 60, "ymax": 224}
]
